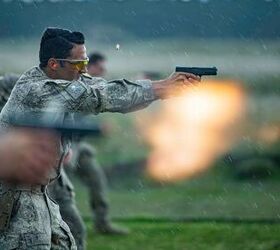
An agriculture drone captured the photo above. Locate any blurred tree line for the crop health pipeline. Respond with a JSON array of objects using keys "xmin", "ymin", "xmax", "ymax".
[{"xmin": 0, "ymin": 0, "xmax": 279, "ymax": 41}]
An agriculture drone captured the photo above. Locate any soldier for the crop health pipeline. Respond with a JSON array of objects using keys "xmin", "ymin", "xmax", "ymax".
[
  {"xmin": 0, "ymin": 27, "xmax": 199, "ymax": 249},
  {"xmin": 0, "ymin": 70, "xmax": 123, "ymax": 250},
  {"xmin": 0, "ymin": 55, "xmax": 127, "ymax": 250},
  {"xmin": 0, "ymin": 78, "xmax": 86, "ymax": 250},
  {"xmin": 67, "ymin": 52, "xmax": 130, "ymax": 235}
]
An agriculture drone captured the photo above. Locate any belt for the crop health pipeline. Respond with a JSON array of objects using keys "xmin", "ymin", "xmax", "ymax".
[{"xmin": 14, "ymin": 184, "xmax": 47, "ymax": 193}]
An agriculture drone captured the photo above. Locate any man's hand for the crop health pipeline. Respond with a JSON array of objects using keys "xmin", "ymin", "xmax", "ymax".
[
  {"xmin": 152, "ymin": 72, "xmax": 200, "ymax": 99},
  {"xmin": 0, "ymin": 129, "xmax": 60, "ymax": 184}
]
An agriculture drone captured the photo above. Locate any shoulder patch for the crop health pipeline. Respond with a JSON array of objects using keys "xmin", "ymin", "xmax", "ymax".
[{"xmin": 65, "ymin": 82, "xmax": 86, "ymax": 100}]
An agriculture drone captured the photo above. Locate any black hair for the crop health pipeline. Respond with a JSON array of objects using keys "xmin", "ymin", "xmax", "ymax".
[
  {"xmin": 88, "ymin": 52, "xmax": 106, "ymax": 65},
  {"xmin": 39, "ymin": 27, "xmax": 85, "ymax": 68}
]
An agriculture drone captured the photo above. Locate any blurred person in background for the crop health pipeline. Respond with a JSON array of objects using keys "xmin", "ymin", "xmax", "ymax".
[
  {"xmin": 87, "ymin": 52, "xmax": 106, "ymax": 77},
  {"xmin": 61, "ymin": 52, "xmax": 130, "ymax": 236}
]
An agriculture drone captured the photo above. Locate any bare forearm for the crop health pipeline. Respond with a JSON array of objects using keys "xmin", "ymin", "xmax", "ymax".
[
  {"xmin": 151, "ymin": 72, "xmax": 200, "ymax": 99},
  {"xmin": 151, "ymin": 80, "xmax": 168, "ymax": 99}
]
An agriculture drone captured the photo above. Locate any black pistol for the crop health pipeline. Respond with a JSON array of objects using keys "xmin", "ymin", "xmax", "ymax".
[
  {"xmin": 176, "ymin": 67, "xmax": 218, "ymax": 77},
  {"xmin": 9, "ymin": 112, "xmax": 104, "ymax": 137}
]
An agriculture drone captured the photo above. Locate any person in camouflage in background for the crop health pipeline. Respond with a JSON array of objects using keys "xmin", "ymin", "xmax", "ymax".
[
  {"xmin": 50, "ymin": 52, "xmax": 129, "ymax": 249},
  {"xmin": 50, "ymin": 52, "xmax": 129, "ymax": 236},
  {"xmin": 0, "ymin": 27, "xmax": 198, "ymax": 249},
  {"xmin": 75, "ymin": 52, "xmax": 129, "ymax": 235}
]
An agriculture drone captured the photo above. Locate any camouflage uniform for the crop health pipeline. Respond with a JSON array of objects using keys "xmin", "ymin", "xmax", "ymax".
[
  {"xmin": 0, "ymin": 67, "xmax": 156, "ymax": 249},
  {"xmin": 68, "ymin": 143, "xmax": 111, "ymax": 233},
  {"xmin": 0, "ymin": 73, "xmax": 127, "ymax": 250},
  {"xmin": 48, "ymin": 143, "xmax": 110, "ymax": 250},
  {"xmin": 48, "ymin": 168, "xmax": 86, "ymax": 250}
]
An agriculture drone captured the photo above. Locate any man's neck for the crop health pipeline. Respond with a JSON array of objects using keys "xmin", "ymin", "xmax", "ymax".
[{"xmin": 41, "ymin": 67, "xmax": 57, "ymax": 80}]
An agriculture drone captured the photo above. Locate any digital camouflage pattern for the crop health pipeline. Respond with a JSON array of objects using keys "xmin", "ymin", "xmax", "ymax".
[
  {"xmin": 70, "ymin": 143, "xmax": 110, "ymax": 231},
  {"xmin": 48, "ymin": 168, "xmax": 86, "ymax": 250},
  {"xmin": 48, "ymin": 142, "xmax": 109, "ymax": 250},
  {"xmin": 0, "ymin": 67, "xmax": 156, "ymax": 249},
  {"xmin": 0, "ymin": 183, "xmax": 76, "ymax": 249},
  {"xmin": 48, "ymin": 142, "xmax": 126, "ymax": 250},
  {"xmin": 0, "ymin": 73, "xmax": 126, "ymax": 250},
  {"xmin": 67, "ymin": 143, "xmax": 129, "ymax": 235}
]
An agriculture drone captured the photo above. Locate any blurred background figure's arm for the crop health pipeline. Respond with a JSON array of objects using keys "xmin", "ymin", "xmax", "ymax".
[{"xmin": 0, "ymin": 129, "xmax": 59, "ymax": 184}]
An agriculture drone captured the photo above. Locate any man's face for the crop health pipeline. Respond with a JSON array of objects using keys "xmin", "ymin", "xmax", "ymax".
[
  {"xmin": 55, "ymin": 44, "xmax": 88, "ymax": 81},
  {"xmin": 87, "ymin": 59, "xmax": 106, "ymax": 77}
]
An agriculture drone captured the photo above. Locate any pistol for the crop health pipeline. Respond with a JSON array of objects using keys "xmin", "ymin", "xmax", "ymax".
[
  {"xmin": 176, "ymin": 66, "xmax": 218, "ymax": 77},
  {"xmin": 9, "ymin": 112, "xmax": 104, "ymax": 137}
]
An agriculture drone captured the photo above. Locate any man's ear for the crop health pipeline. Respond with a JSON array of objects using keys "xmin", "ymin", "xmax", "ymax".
[{"xmin": 48, "ymin": 58, "xmax": 60, "ymax": 70}]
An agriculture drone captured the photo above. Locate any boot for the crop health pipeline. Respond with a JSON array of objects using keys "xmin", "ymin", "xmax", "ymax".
[{"xmin": 95, "ymin": 222, "xmax": 130, "ymax": 235}]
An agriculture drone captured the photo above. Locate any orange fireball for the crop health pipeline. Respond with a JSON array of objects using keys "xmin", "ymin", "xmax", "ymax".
[{"xmin": 137, "ymin": 79, "xmax": 246, "ymax": 182}]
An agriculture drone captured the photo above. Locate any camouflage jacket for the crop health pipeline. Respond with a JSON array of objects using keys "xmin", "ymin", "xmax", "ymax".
[{"xmin": 0, "ymin": 66, "xmax": 156, "ymax": 180}]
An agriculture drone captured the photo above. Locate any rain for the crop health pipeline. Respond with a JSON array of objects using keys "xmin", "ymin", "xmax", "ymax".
[{"xmin": 0, "ymin": 0, "xmax": 279, "ymax": 249}]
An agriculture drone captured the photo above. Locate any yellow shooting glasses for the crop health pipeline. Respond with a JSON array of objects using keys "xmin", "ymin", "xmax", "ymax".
[{"xmin": 56, "ymin": 57, "xmax": 89, "ymax": 71}]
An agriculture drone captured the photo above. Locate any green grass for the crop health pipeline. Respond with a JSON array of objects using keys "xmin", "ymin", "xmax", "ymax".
[
  {"xmin": 74, "ymin": 165, "xmax": 280, "ymax": 221},
  {"xmin": 75, "ymin": 163, "xmax": 280, "ymax": 249},
  {"xmin": 86, "ymin": 219, "xmax": 280, "ymax": 250}
]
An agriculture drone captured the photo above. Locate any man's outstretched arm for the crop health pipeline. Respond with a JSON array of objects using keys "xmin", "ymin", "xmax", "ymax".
[
  {"xmin": 92, "ymin": 72, "xmax": 199, "ymax": 113},
  {"xmin": 34, "ymin": 71, "xmax": 200, "ymax": 114},
  {"xmin": 61, "ymin": 73, "xmax": 199, "ymax": 113}
]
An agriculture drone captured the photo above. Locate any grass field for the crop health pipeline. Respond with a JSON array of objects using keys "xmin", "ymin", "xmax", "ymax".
[
  {"xmin": 86, "ymin": 219, "xmax": 280, "ymax": 250},
  {"xmin": 74, "ymin": 165, "xmax": 280, "ymax": 221},
  {"xmin": 73, "ymin": 163, "xmax": 280, "ymax": 249}
]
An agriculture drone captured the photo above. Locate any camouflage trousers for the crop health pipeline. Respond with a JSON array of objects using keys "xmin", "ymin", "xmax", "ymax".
[
  {"xmin": 0, "ymin": 182, "xmax": 77, "ymax": 250},
  {"xmin": 69, "ymin": 142, "xmax": 109, "ymax": 228},
  {"xmin": 48, "ymin": 142, "xmax": 109, "ymax": 250},
  {"xmin": 48, "ymin": 168, "xmax": 85, "ymax": 250}
]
